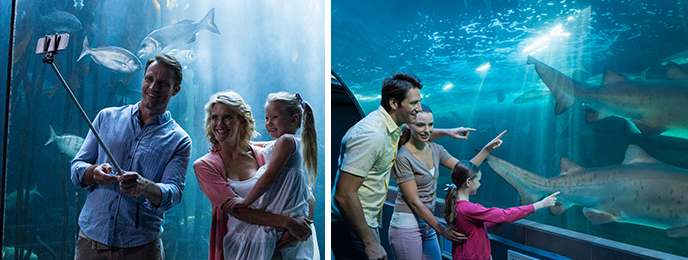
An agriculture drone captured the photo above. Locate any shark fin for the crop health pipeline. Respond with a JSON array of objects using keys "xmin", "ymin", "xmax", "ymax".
[
  {"xmin": 667, "ymin": 225, "xmax": 688, "ymax": 237},
  {"xmin": 622, "ymin": 144, "xmax": 658, "ymax": 165},
  {"xmin": 622, "ymin": 119, "xmax": 642, "ymax": 134},
  {"xmin": 44, "ymin": 125, "xmax": 56, "ymax": 146},
  {"xmin": 549, "ymin": 201, "xmax": 573, "ymax": 215},
  {"xmin": 583, "ymin": 105, "xmax": 610, "ymax": 123},
  {"xmin": 559, "ymin": 158, "xmax": 585, "ymax": 176},
  {"xmin": 582, "ymin": 208, "xmax": 619, "ymax": 224},
  {"xmin": 630, "ymin": 120, "xmax": 665, "ymax": 138},
  {"xmin": 665, "ymin": 62, "xmax": 688, "ymax": 80},
  {"xmin": 639, "ymin": 67, "xmax": 651, "ymax": 80},
  {"xmin": 601, "ymin": 69, "xmax": 629, "ymax": 85}
]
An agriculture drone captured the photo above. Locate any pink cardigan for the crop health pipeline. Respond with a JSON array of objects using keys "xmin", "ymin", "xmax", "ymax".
[
  {"xmin": 452, "ymin": 201, "xmax": 535, "ymax": 260},
  {"xmin": 193, "ymin": 146, "xmax": 265, "ymax": 260}
]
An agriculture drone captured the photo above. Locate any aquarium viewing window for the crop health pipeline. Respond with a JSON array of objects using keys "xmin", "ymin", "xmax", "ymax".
[{"xmin": 334, "ymin": 0, "xmax": 688, "ymax": 258}]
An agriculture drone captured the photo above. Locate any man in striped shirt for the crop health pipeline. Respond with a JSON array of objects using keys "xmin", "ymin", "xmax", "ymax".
[{"xmin": 71, "ymin": 54, "xmax": 191, "ymax": 260}]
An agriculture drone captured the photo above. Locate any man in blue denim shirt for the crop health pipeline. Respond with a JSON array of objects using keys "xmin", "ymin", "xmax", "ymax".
[{"xmin": 71, "ymin": 54, "xmax": 192, "ymax": 259}]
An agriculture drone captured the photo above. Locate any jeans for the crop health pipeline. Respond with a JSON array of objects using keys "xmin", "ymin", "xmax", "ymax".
[
  {"xmin": 388, "ymin": 221, "xmax": 441, "ymax": 260},
  {"xmin": 331, "ymin": 221, "xmax": 381, "ymax": 260}
]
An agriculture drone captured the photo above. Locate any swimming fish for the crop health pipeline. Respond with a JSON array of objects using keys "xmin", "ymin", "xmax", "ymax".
[
  {"xmin": 528, "ymin": 55, "xmax": 688, "ymax": 139},
  {"xmin": 6, "ymin": 184, "xmax": 42, "ymax": 213},
  {"xmin": 78, "ymin": 37, "xmax": 142, "ymax": 73},
  {"xmin": 44, "ymin": 125, "xmax": 84, "ymax": 158},
  {"xmin": 513, "ymin": 89, "xmax": 551, "ymax": 104},
  {"xmin": 74, "ymin": 0, "xmax": 84, "ymax": 10},
  {"xmin": 40, "ymin": 9, "xmax": 82, "ymax": 33},
  {"xmin": 136, "ymin": 8, "xmax": 221, "ymax": 58},
  {"xmin": 165, "ymin": 49, "xmax": 197, "ymax": 64},
  {"xmin": 496, "ymin": 84, "xmax": 505, "ymax": 103},
  {"xmin": 662, "ymin": 49, "xmax": 688, "ymax": 65},
  {"xmin": 486, "ymin": 144, "xmax": 688, "ymax": 237}
]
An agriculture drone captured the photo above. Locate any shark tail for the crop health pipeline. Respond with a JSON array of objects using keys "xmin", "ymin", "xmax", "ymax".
[
  {"xmin": 485, "ymin": 154, "xmax": 547, "ymax": 205},
  {"xmin": 77, "ymin": 37, "xmax": 90, "ymax": 62},
  {"xmin": 44, "ymin": 125, "xmax": 56, "ymax": 146},
  {"xmin": 201, "ymin": 8, "xmax": 221, "ymax": 35},
  {"xmin": 527, "ymin": 55, "xmax": 583, "ymax": 115}
]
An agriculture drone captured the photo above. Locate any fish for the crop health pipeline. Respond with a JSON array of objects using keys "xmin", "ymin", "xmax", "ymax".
[
  {"xmin": 527, "ymin": 55, "xmax": 688, "ymax": 139},
  {"xmin": 77, "ymin": 37, "xmax": 142, "ymax": 73},
  {"xmin": 513, "ymin": 89, "xmax": 551, "ymax": 104},
  {"xmin": 74, "ymin": 0, "xmax": 84, "ymax": 10},
  {"xmin": 496, "ymin": 84, "xmax": 505, "ymax": 103},
  {"xmin": 44, "ymin": 125, "xmax": 84, "ymax": 158},
  {"xmin": 6, "ymin": 184, "xmax": 42, "ymax": 212},
  {"xmin": 40, "ymin": 9, "xmax": 82, "ymax": 33},
  {"xmin": 2, "ymin": 246, "xmax": 38, "ymax": 260},
  {"xmin": 486, "ymin": 144, "xmax": 688, "ymax": 237},
  {"xmin": 165, "ymin": 49, "xmax": 197, "ymax": 64},
  {"xmin": 662, "ymin": 49, "xmax": 688, "ymax": 65},
  {"xmin": 136, "ymin": 8, "xmax": 221, "ymax": 58}
]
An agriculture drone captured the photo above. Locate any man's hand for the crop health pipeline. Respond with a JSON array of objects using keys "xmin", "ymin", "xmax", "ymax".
[
  {"xmin": 447, "ymin": 127, "xmax": 476, "ymax": 140},
  {"xmin": 286, "ymin": 217, "xmax": 312, "ymax": 241},
  {"xmin": 364, "ymin": 242, "xmax": 387, "ymax": 260},
  {"xmin": 93, "ymin": 163, "xmax": 118, "ymax": 186},
  {"xmin": 117, "ymin": 171, "xmax": 146, "ymax": 198}
]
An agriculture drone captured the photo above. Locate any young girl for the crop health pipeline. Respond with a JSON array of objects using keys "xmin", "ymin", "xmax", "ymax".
[
  {"xmin": 225, "ymin": 92, "xmax": 318, "ymax": 260},
  {"xmin": 444, "ymin": 159, "xmax": 559, "ymax": 260}
]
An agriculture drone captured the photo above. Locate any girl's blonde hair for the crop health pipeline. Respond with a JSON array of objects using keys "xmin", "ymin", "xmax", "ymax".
[
  {"xmin": 443, "ymin": 160, "xmax": 480, "ymax": 229},
  {"xmin": 266, "ymin": 92, "xmax": 317, "ymax": 188},
  {"xmin": 204, "ymin": 91, "xmax": 259, "ymax": 157}
]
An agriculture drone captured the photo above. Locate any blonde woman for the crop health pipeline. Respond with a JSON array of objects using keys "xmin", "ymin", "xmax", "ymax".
[{"xmin": 193, "ymin": 91, "xmax": 312, "ymax": 260}]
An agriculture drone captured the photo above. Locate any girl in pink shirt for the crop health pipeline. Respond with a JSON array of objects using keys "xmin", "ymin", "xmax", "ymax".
[{"xmin": 443, "ymin": 158, "xmax": 559, "ymax": 260}]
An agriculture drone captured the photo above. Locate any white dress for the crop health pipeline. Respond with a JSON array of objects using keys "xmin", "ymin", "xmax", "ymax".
[{"xmin": 223, "ymin": 135, "xmax": 319, "ymax": 260}]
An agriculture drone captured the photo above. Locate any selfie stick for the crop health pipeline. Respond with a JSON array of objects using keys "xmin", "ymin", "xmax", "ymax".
[{"xmin": 38, "ymin": 33, "xmax": 124, "ymax": 175}]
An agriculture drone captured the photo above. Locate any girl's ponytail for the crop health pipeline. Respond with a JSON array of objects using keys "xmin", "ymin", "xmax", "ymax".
[
  {"xmin": 443, "ymin": 185, "xmax": 458, "ymax": 229},
  {"xmin": 301, "ymin": 100, "xmax": 317, "ymax": 189}
]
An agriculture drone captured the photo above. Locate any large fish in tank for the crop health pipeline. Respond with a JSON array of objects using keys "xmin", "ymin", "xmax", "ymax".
[
  {"xmin": 136, "ymin": 8, "xmax": 221, "ymax": 58},
  {"xmin": 527, "ymin": 55, "xmax": 688, "ymax": 139},
  {"xmin": 486, "ymin": 144, "xmax": 688, "ymax": 237},
  {"xmin": 44, "ymin": 125, "xmax": 84, "ymax": 158},
  {"xmin": 41, "ymin": 8, "xmax": 82, "ymax": 33},
  {"xmin": 77, "ymin": 37, "xmax": 142, "ymax": 73}
]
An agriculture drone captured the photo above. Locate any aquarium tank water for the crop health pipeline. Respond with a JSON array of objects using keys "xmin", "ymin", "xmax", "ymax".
[
  {"xmin": 333, "ymin": 0, "xmax": 688, "ymax": 257},
  {"xmin": 2, "ymin": 0, "xmax": 326, "ymax": 259}
]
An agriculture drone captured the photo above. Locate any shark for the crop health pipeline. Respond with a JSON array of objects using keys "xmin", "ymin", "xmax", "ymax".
[
  {"xmin": 485, "ymin": 144, "xmax": 688, "ymax": 237},
  {"xmin": 527, "ymin": 55, "xmax": 688, "ymax": 139}
]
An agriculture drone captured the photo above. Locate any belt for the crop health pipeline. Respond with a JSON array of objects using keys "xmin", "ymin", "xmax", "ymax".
[{"xmin": 79, "ymin": 230, "xmax": 120, "ymax": 251}]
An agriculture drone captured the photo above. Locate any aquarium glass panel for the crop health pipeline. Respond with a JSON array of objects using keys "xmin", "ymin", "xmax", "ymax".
[
  {"xmin": 333, "ymin": 0, "xmax": 688, "ymax": 257},
  {"xmin": 4, "ymin": 0, "xmax": 326, "ymax": 259}
]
